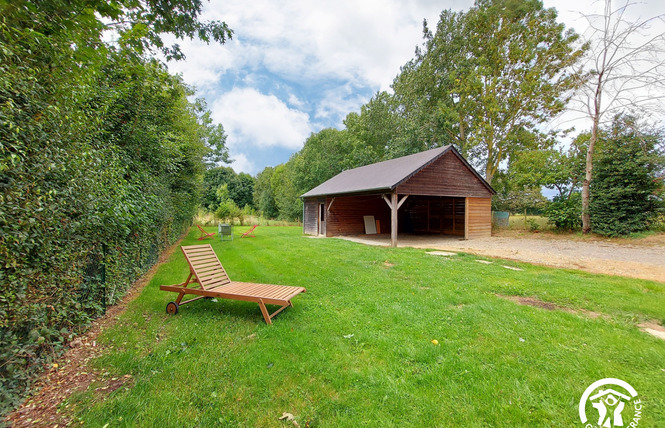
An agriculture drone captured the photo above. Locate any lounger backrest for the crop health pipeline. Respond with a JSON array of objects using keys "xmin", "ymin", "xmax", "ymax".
[
  {"xmin": 241, "ymin": 224, "xmax": 257, "ymax": 237},
  {"xmin": 181, "ymin": 244, "xmax": 231, "ymax": 290}
]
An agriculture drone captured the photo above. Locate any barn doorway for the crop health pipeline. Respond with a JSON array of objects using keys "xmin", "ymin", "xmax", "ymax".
[
  {"xmin": 318, "ymin": 203, "xmax": 326, "ymax": 236},
  {"xmin": 400, "ymin": 196, "xmax": 465, "ymax": 236}
]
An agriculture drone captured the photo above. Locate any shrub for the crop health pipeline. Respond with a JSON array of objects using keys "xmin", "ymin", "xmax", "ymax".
[
  {"xmin": 215, "ymin": 200, "xmax": 240, "ymax": 223},
  {"xmin": 544, "ymin": 193, "xmax": 582, "ymax": 231},
  {"xmin": 527, "ymin": 219, "xmax": 540, "ymax": 232},
  {"xmin": 590, "ymin": 115, "xmax": 664, "ymax": 236}
]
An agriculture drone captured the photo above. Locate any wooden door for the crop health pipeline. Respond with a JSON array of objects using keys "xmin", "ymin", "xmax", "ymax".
[{"xmin": 318, "ymin": 203, "xmax": 326, "ymax": 236}]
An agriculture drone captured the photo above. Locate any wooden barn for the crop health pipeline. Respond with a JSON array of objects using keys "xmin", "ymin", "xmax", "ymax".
[{"xmin": 301, "ymin": 146, "xmax": 495, "ymax": 246}]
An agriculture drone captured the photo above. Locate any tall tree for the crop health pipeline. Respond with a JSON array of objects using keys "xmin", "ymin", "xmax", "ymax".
[
  {"xmin": 233, "ymin": 173, "xmax": 256, "ymax": 209},
  {"xmin": 271, "ymin": 163, "xmax": 301, "ymax": 221},
  {"xmin": 509, "ymin": 141, "xmax": 586, "ymax": 200},
  {"xmin": 577, "ymin": 0, "xmax": 665, "ymax": 233},
  {"xmin": 345, "ymin": 93, "xmax": 395, "ymax": 152},
  {"xmin": 291, "ymin": 128, "xmax": 357, "ymax": 195},
  {"xmin": 194, "ymin": 99, "xmax": 230, "ymax": 167},
  {"xmin": 201, "ymin": 167, "xmax": 255, "ymax": 211},
  {"xmin": 391, "ymin": 10, "xmax": 467, "ymax": 156},
  {"xmin": 254, "ymin": 167, "xmax": 279, "ymax": 219},
  {"xmin": 392, "ymin": 0, "xmax": 585, "ymax": 184},
  {"xmin": 590, "ymin": 114, "xmax": 664, "ymax": 235},
  {"xmin": 344, "ymin": 92, "xmax": 401, "ymax": 163}
]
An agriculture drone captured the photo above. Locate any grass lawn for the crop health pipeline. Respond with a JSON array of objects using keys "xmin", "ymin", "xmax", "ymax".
[
  {"xmin": 505, "ymin": 214, "xmax": 551, "ymax": 231},
  {"xmin": 65, "ymin": 226, "xmax": 665, "ymax": 427}
]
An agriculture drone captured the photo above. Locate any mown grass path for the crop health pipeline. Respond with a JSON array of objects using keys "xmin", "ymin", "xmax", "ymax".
[{"xmin": 66, "ymin": 226, "xmax": 665, "ymax": 426}]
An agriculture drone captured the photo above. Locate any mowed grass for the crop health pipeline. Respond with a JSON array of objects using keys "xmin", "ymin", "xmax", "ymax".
[{"xmin": 66, "ymin": 226, "xmax": 665, "ymax": 427}]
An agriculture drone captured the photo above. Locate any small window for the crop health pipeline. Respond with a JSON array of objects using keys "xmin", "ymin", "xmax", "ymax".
[{"xmin": 320, "ymin": 203, "xmax": 325, "ymax": 222}]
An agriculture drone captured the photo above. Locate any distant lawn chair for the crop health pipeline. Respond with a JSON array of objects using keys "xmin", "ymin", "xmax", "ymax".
[
  {"xmin": 197, "ymin": 224, "xmax": 216, "ymax": 240},
  {"xmin": 219, "ymin": 223, "xmax": 233, "ymax": 241},
  {"xmin": 160, "ymin": 244, "xmax": 306, "ymax": 324},
  {"xmin": 241, "ymin": 224, "xmax": 258, "ymax": 238}
]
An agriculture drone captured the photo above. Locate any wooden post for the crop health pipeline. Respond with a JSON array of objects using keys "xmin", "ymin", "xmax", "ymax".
[
  {"xmin": 464, "ymin": 197, "xmax": 469, "ymax": 240},
  {"xmin": 391, "ymin": 192, "xmax": 398, "ymax": 247}
]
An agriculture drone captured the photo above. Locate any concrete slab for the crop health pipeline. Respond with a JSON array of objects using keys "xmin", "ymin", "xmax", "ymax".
[{"xmin": 426, "ymin": 251, "xmax": 457, "ymax": 256}]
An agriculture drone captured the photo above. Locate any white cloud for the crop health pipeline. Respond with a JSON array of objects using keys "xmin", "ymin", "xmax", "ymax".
[
  {"xmin": 287, "ymin": 94, "xmax": 306, "ymax": 109},
  {"xmin": 212, "ymin": 87, "xmax": 312, "ymax": 150},
  {"xmin": 162, "ymin": 37, "xmax": 251, "ymax": 89},
  {"xmin": 171, "ymin": 0, "xmax": 665, "ymax": 99},
  {"xmin": 315, "ymin": 84, "xmax": 370, "ymax": 125},
  {"xmin": 178, "ymin": 0, "xmax": 454, "ymax": 91},
  {"xmin": 228, "ymin": 152, "xmax": 254, "ymax": 174},
  {"xmin": 159, "ymin": 1, "xmax": 461, "ymax": 172}
]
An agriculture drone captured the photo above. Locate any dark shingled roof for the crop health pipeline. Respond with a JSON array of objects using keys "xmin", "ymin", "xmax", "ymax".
[{"xmin": 301, "ymin": 145, "xmax": 493, "ymax": 198}]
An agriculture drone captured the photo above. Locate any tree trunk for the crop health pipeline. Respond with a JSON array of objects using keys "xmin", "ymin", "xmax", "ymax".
[
  {"xmin": 524, "ymin": 207, "xmax": 527, "ymax": 228},
  {"xmin": 582, "ymin": 72, "xmax": 603, "ymax": 234},
  {"xmin": 581, "ymin": 132, "xmax": 595, "ymax": 233},
  {"xmin": 485, "ymin": 152, "xmax": 494, "ymax": 185}
]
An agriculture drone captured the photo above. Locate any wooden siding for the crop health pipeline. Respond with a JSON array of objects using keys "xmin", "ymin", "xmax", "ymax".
[
  {"xmin": 396, "ymin": 151, "xmax": 493, "ymax": 198},
  {"xmin": 326, "ymin": 195, "xmax": 391, "ymax": 236},
  {"xmin": 464, "ymin": 197, "xmax": 492, "ymax": 239},
  {"xmin": 303, "ymin": 199, "xmax": 319, "ymax": 235}
]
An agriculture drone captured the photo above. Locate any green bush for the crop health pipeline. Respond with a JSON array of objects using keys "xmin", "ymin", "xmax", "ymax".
[
  {"xmin": 527, "ymin": 219, "xmax": 540, "ymax": 232},
  {"xmin": 544, "ymin": 193, "xmax": 582, "ymax": 231},
  {"xmin": 652, "ymin": 215, "xmax": 665, "ymax": 232},
  {"xmin": 590, "ymin": 115, "xmax": 664, "ymax": 236},
  {"xmin": 215, "ymin": 200, "xmax": 240, "ymax": 223}
]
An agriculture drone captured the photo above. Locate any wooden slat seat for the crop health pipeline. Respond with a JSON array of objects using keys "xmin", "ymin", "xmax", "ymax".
[
  {"xmin": 196, "ymin": 225, "xmax": 216, "ymax": 240},
  {"xmin": 159, "ymin": 244, "xmax": 306, "ymax": 324},
  {"xmin": 241, "ymin": 224, "xmax": 258, "ymax": 238}
]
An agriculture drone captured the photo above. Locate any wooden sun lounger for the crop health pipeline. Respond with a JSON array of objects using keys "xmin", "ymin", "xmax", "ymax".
[
  {"xmin": 241, "ymin": 224, "xmax": 258, "ymax": 238},
  {"xmin": 197, "ymin": 224, "xmax": 216, "ymax": 240},
  {"xmin": 160, "ymin": 244, "xmax": 306, "ymax": 324}
]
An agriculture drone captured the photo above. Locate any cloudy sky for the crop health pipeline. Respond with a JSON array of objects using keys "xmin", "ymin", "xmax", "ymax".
[{"xmin": 164, "ymin": 0, "xmax": 665, "ymax": 175}]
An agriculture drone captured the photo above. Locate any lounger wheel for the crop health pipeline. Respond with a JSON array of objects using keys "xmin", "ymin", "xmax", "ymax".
[{"xmin": 166, "ymin": 301, "xmax": 179, "ymax": 315}]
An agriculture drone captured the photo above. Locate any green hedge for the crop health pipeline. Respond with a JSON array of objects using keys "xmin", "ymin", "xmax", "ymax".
[{"xmin": 0, "ymin": 18, "xmax": 215, "ymax": 414}]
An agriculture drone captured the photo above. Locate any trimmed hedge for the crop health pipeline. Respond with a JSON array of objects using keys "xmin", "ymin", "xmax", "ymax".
[{"xmin": 0, "ymin": 15, "xmax": 217, "ymax": 414}]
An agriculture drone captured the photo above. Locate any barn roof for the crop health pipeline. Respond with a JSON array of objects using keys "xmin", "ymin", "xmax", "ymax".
[{"xmin": 301, "ymin": 145, "xmax": 495, "ymax": 198}]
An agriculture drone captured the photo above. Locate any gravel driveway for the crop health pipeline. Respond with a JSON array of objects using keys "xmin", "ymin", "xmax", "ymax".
[{"xmin": 338, "ymin": 233, "xmax": 665, "ymax": 283}]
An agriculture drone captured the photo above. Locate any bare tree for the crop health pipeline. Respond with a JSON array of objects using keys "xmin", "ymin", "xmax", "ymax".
[{"xmin": 577, "ymin": 0, "xmax": 665, "ymax": 233}]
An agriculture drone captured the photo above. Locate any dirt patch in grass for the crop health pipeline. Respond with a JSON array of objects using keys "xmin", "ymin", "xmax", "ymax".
[
  {"xmin": 4, "ymin": 239, "xmax": 182, "ymax": 427},
  {"xmin": 500, "ymin": 295, "xmax": 560, "ymax": 311},
  {"xmin": 496, "ymin": 294, "xmax": 603, "ymax": 319},
  {"xmin": 497, "ymin": 294, "xmax": 665, "ymax": 341}
]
